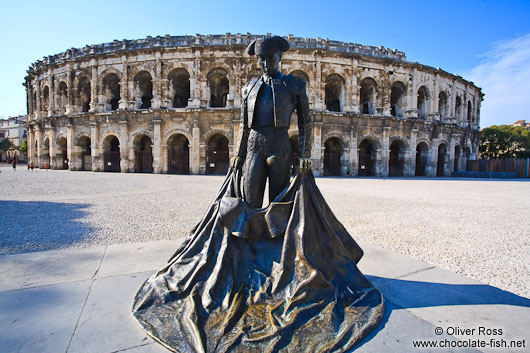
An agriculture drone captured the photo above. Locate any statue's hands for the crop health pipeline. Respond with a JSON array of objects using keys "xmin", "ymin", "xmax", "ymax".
[
  {"xmin": 299, "ymin": 158, "xmax": 312, "ymax": 170},
  {"xmin": 230, "ymin": 156, "xmax": 243, "ymax": 170}
]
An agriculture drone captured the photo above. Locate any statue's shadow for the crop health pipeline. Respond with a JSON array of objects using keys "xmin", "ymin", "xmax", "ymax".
[{"xmin": 353, "ymin": 275, "xmax": 530, "ymax": 351}]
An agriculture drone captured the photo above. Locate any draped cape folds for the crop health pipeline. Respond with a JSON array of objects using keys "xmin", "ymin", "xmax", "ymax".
[{"xmin": 132, "ymin": 167, "xmax": 384, "ymax": 353}]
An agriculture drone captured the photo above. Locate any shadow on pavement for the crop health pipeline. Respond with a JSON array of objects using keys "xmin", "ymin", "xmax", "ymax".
[
  {"xmin": 0, "ymin": 201, "xmax": 94, "ymax": 255},
  {"xmin": 354, "ymin": 275, "xmax": 530, "ymax": 351}
]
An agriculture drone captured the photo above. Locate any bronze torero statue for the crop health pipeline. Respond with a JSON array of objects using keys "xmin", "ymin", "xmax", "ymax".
[
  {"xmin": 232, "ymin": 36, "xmax": 311, "ymax": 208},
  {"xmin": 133, "ymin": 35, "xmax": 384, "ymax": 353}
]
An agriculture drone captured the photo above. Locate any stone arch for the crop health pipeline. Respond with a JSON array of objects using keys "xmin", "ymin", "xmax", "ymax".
[
  {"xmin": 455, "ymin": 95, "xmax": 462, "ymax": 121},
  {"xmin": 323, "ymin": 136, "xmax": 343, "ymax": 176},
  {"xmin": 358, "ymin": 136, "xmax": 380, "ymax": 176},
  {"xmin": 57, "ymin": 80, "xmax": 68, "ymax": 111},
  {"xmin": 42, "ymin": 85, "xmax": 50, "ymax": 111},
  {"xmin": 438, "ymin": 90, "xmax": 449, "ymax": 120},
  {"xmin": 201, "ymin": 128, "xmax": 232, "ymax": 147},
  {"xmin": 167, "ymin": 133, "xmax": 190, "ymax": 174},
  {"xmin": 133, "ymin": 70, "xmax": 153, "ymax": 109},
  {"xmin": 389, "ymin": 135, "xmax": 410, "ymax": 150},
  {"xmin": 467, "ymin": 100, "xmax": 473, "ymax": 123},
  {"xmin": 133, "ymin": 134, "xmax": 153, "ymax": 173},
  {"xmin": 360, "ymin": 77, "xmax": 378, "ymax": 114},
  {"xmin": 131, "ymin": 129, "xmax": 154, "ymax": 144},
  {"xmin": 75, "ymin": 71, "xmax": 91, "ymax": 112},
  {"xmin": 162, "ymin": 128, "xmax": 193, "ymax": 147},
  {"xmin": 322, "ymin": 131, "xmax": 349, "ymax": 149},
  {"xmin": 388, "ymin": 138, "xmax": 407, "ymax": 177},
  {"xmin": 207, "ymin": 68, "xmax": 230, "ymax": 108},
  {"xmin": 99, "ymin": 67, "xmax": 123, "ymax": 82},
  {"xmin": 102, "ymin": 134, "xmax": 121, "ymax": 172},
  {"xmin": 206, "ymin": 133, "xmax": 230, "ymax": 175},
  {"xmin": 289, "ymin": 70, "xmax": 310, "ymax": 84},
  {"xmin": 390, "ymin": 81, "xmax": 407, "ymax": 117},
  {"xmin": 168, "ymin": 68, "xmax": 190, "ymax": 108},
  {"xmin": 436, "ymin": 141, "xmax": 449, "ymax": 177},
  {"xmin": 101, "ymin": 72, "xmax": 121, "ymax": 111},
  {"xmin": 325, "ymin": 74, "xmax": 345, "ymax": 112},
  {"xmin": 415, "ymin": 141, "xmax": 430, "ymax": 176},
  {"xmin": 75, "ymin": 133, "xmax": 92, "ymax": 171},
  {"xmin": 417, "ymin": 85, "xmax": 430, "ymax": 119},
  {"xmin": 42, "ymin": 135, "xmax": 51, "ymax": 168}
]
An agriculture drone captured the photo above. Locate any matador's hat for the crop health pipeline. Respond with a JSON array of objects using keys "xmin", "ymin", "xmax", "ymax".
[{"xmin": 247, "ymin": 36, "xmax": 290, "ymax": 56}]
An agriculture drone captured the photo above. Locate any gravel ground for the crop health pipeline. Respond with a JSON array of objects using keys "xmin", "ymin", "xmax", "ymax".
[{"xmin": 1, "ymin": 164, "xmax": 529, "ymax": 298}]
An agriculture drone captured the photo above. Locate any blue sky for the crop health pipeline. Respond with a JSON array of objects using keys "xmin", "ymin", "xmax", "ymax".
[{"xmin": 1, "ymin": 0, "xmax": 529, "ymax": 127}]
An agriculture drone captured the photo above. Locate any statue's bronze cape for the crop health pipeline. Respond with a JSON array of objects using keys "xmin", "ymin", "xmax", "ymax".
[{"xmin": 132, "ymin": 167, "xmax": 384, "ymax": 352}]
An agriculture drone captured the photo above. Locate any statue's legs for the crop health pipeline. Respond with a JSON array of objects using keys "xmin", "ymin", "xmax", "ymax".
[{"xmin": 242, "ymin": 127, "xmax": 291, "ymax": 209}]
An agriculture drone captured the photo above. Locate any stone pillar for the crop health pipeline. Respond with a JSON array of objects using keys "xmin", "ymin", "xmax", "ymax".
[
  {"xmin": 153, "ymin": 119, "xmax": 162, "ymax": 173},
  {"xmin": 407, "ymin": 128, "xmax": 418, "ymax": 177},
  {"xmin": 49, "ymin": 128, "xmax": 57, "ymax": 169},
  {"xmin": 450, "ymin": 79, "xmax": 456, "ymax": 121},
  {"xmin": 90, "ymin": 64, "xmax": 98, "ymax": 112},
  {"xmin": 65, "ymin": 68, "xmax": 74, "ymax": 115},
  {"xmin": 36, "ymin": 84, "xmax": 42, "ymax": 120},
  {"xmin": 66, "ymin": 123, "xmax": 74, "ymax": 170},
  {"xmin": 406, "ymin": 68, "xmax": 417, "ymax": 118},
  {"xmin": 191, "ymin": 119, "xmax": 201, "ymax": 174},
  {"xmin": 314, "ymin": 54, "xmax": 323, "ymax": 110},
  {"xmin": 312, "ymin": 121, "xmax": 322, "ymax": 176},
  {"xmin": 152, "ymin": 54, "xmax": 162, "ymax": 109},
  {"xmin": 190, "ymin": 52, "xmax": 201, "ymax": 107},
  {"xmin": 120, "ymin": 120, "xmax": 129, "ymax": 172},
  {"xmin": 35, "ymin": 127, "xmax": 42, "ymax": 168},
  {"xmin": 429, "ymin": 138, "xmax": 438, "ymax": 177},
  {"xmin": 48, "ymin": 70, "xmax": 55, "ymax": 117},
  {"xmin": 349, "ymin": 127, "xmax": 358, "ymax": 177},
  {"xmin": 380, "ymin": 126, "xmax": 391, "ymax": 177},
  {"xmin": 119, "ymin": 57, "xmax": 129, "ymax": 110},
  {"xmin": 449, "ymin": 136, "xmax": 456, "ymax": 174},
  {"xmin": 27, "ymin": 129, "xmax": 34, "ymax": 166},
  {"xmin": 433, "ymin": 74, "xmax": 440, "ymax": 118},
  {"xmin": 351, "ymin": 62, "xmax": 360, "ymax": 114},
  {"xmin": 90, "ymin": 121, "xmax": 99, "ymax": 171}
]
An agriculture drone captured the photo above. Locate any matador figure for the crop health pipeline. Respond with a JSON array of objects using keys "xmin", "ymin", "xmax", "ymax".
[{"xmin": 233, "ymin": 36, "xmax": 312, "ymax": 208}]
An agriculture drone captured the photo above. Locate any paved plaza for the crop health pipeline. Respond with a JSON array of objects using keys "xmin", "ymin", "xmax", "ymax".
[{"xmin": 0, "ymin": 165, "xmax": 529, "ymax": 352}]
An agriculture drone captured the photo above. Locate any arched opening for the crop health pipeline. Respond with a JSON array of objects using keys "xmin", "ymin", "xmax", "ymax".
[
  {"xmin": 58, "ymin": 81, "xmax": 68, "ymax": 112},
  {"xmin": 102, "ymin": 73, "xmax": 120, "ymax": 111},
  {"xmin": 43, "ymin": 137, "xmax": 50, "ymax": 169},
  {"xmin": 103, "ymin": 135, "xmax": 121, "ymax": 172},
  {"xmin": 360, "ymin": 77, "xmax": 377, "ymax": 114},
  {"xmin": 438, "ymin": 91, "xmax": 448, "ymax": 120},
  {"xmin": 437, "ymin": 143, "xmax": 447, "ymax": 177},
  {"xmin": 206, "ymin": 134, "xmax": 229, "ymax": 174},
  {"xmin": 42, "ymin": 86, "xmax": 50, "ymax": 111},
  {"xmin": 324, "ymin": 137, "xmax": 342, "ymax": 176},
  {"xmin": 57, "ymin": 137, "xmax": 68, "ymax": 170},
  {"xmin": 289, "ymin": 70, "xmax": 310, "ymax": 97},
  {"xmin": 389, "ymin": 140, "xmax": 406, "ymax": 177},
  {"xmin": 391, "ymin": 81, "xmax": 406, "ymax": 117},
  {"xmin": 208, "ymin": 69, "xmax": 229, "ymax": 108},
  {"xmin": 134, "ymin": 71, "xmax": 153, "ymax": 109},
  {"xmin": 134, "ymin": 135, "xmax": 153, "ymax": 173},
  {"xmin": 417, "ymin": 86, "xmax": 429, "ymax": 119},
  {"xmin": 289, "ymin": 135, "xmax": 298, "ymax": 176},
  {"xmin": 467, "ymin": 100, "xmax": 473, "ymax": 123},
  {"xmin": 455, "ymin": 96, "xmax": 462, "ymax": 121},
  {"xmin": 415, "ymin": 142, "xmax": 429, "ymax": 176},
  {"xmin": 78, "ymin": 136, "xmax": 91, "ymax": 171},
  {"xmin": 168, "ymin": 69, "xmax": 190, "ymax": 108},
  {"xmin": 77, "ymin": 75, "xmax": 91, "ymax": 112},
  {"xmin": 325, "ymin": 75, "xmax": 342, "ymax": 112},
  {"xmin": 454, "ymin": 145, "xmax": 461, "ymax": 172},
  {"xmin": 168, "ymin": 134, "xmax": 190, "ymax": 174},
  {"xmin": 358, "ymin": 139, "xmax": 376, "ymax": 176}
]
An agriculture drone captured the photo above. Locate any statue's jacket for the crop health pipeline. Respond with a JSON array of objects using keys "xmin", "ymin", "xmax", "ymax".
[{"xmin": 236, "ymin": 72, "xmax": 312, "ymax": 159}]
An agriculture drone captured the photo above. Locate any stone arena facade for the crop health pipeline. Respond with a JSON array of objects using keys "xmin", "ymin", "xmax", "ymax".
[{"xmin": 24, "ymin": 34, "xmax": 482, "ymax": 177}]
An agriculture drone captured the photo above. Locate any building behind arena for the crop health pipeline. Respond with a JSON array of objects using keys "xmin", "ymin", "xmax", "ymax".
[{"xmin": 24, "ymin": 34, "xmax": 482, "ymax": 176}]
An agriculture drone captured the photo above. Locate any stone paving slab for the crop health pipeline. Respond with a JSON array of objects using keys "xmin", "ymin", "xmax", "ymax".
[
  {"xmin": 0, "ymin": 240, "xmax": 528, "ymax": 353},
  {"xmin": 0, "ymin": 246, "xmax": 106, "ymax": 292}
]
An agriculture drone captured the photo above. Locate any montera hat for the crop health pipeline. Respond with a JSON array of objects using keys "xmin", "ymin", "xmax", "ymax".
[{"xmin": 247, "ymin": 36, "xmax": 290, "ymax": 56}]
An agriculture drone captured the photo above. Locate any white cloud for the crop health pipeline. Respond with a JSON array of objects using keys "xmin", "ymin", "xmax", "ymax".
[{"xmin": 467, "ymin": 33, "xmax": 530, "ymax": 128}]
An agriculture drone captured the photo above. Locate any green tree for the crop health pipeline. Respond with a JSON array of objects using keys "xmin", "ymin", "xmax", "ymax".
[
  {"xmin": 19, "ymin": 139, "xmax": 27, "ymax": 153},
  {"xmin": 479, "ymin": 125, "xmax": 530, "ymax": 159},
  {"xmin": 0, "ymin": 138, "xmax": 15, "ymax": 151}
]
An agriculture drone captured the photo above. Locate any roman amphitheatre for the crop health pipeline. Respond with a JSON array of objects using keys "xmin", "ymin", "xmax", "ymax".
[{"xmin": 24, "ymin": 33, "xmax": 482, "ymax": 176}]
